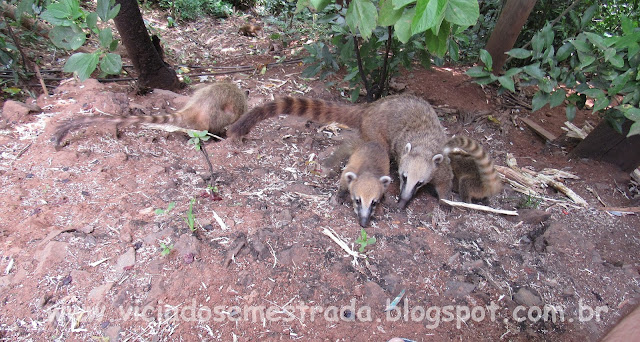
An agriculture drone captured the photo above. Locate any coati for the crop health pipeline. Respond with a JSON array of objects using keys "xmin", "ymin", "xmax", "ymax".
[
  {"xmin": 53, "ymin": 82, "xmax": 248, "ymax": 147},
  {"xmin": 338, "ymin": 141, "xmax": 392, "ymax": 227},
  {"xmin": 227, "ymin": 95, "xmax": 452, "ymax": 209},
  {"xmin": 239, "ymin": 24, "xmax": 262, "ymax": 37},
  {"xmin": 443, "ymin": 136, "xmax": 502, "ymax": 203}
]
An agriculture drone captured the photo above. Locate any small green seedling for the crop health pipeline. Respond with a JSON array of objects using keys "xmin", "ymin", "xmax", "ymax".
[
  {"xmin": 518, "ymin": 193, "xmax": 542, "ymax": 209},
  {"xmin": 160, "ymin": 243, "xmax": 173, "ymax": 256},
  {"xmin": 207, "ymin": 184, "xmax": 219, "ymax": 194},
  {"xmin": 187, "ymin": 130, "xmax": 210, "ymax": 151},
  {"xmin": 355, "ymin": 228, "xmax": 376, "ymax": 253},
  {"xmin": 184, "ymin": 198, "xmax": 196, "ymax": 232},
  {"xmin": 155, "ymin": 202, "xmax": 176, "ymax": 215}
]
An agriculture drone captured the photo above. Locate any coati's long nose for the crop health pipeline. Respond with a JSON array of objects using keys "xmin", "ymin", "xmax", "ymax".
[{"xmin": 359, "ymin": 215, "xmax": 371, "ymax": 228}]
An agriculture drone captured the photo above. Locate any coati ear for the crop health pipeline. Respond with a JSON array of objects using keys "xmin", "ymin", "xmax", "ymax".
[
  {"xmin": 380, "ymin": 176, "xmax": 392, "ymax": 188},
  {"xmin": 344, "ymin": 172, "xmax": 358, "ymax": 184},
  {"xmin": 432, "ymin": 153, "xmax": 444, "ymax": 165},
  {"xmin": 404, "ymin": 143, "xmax": 412, "ymax": 154}
]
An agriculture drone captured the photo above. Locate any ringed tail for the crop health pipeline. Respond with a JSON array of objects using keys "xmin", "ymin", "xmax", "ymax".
[
  {"xmin": 444, "ymin": 136, "xmax": 502, "ymax": 194},
  {"xmin": 226, "ymin": 97, "xmax": 361, "ymax": 138}
]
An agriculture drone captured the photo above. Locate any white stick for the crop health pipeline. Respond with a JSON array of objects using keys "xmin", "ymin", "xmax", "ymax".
[
  {"xmin": 321, "ymin": 228, "xmax": 365, "ymax": 259},
  {"xmin": 440, "ymin": 199, "xmax": 519, "ymax": 216},
  {"xmin": 211, "ymin": 209, "xmax": 229, "ymax": 231}
]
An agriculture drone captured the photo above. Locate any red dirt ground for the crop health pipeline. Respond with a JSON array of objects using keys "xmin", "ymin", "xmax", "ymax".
[{"xmin": 0, "ymin": 11, "xmax": 639, "ymax": 342}]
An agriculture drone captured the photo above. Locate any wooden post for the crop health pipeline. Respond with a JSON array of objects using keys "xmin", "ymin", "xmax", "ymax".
[
  {"xmin": 570, "ymin": 120, "xmax": 640, "ymax": 172},
  {"xmin": 484, "ymin": 0, "xmax": 538, "ymax": 74}
]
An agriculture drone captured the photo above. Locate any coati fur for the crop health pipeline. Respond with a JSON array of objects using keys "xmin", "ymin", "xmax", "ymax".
[
  {"xmin": 227, "ymin": 95, "xmax": 452, "ymax": 208},
  {"xmin": 53, "ymin": 82, "xmax": 248, "ymax": 147},
  {"xmin": 239, "ymin": 24, "xmax": 262, "ymax": 37},
  {"xmin": 338, "ymin": 141, "xmax": 392, "ymax": 227},
  {"xmin": 443, "ymin": 136, "xmax": 502, "ymax": 202}
]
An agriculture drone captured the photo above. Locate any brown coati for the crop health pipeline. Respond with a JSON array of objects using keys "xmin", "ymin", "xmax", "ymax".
[
  {"xmin": 238, "ymin": 24, "xmax": 263, "ymax": 37},
  {"xmin": 443, "ymin": 136, "xmax": 502, "ymax": 202},
  {"xmin": 337, "ymin": 141, "xmax": 392, "ymax": 227},
  {"xmin": 53, "ymin": 82, "xmax": 248, "ymax": 147},
  {"xmin": 227, "ymin": 95, "xmax": 452, "ymax": 209}
]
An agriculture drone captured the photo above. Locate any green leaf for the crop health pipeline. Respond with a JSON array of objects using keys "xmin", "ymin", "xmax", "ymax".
[
  {"xmin": 346, "ymin": 0, "xmax": 378, "ymax": 40},
  {"xmin": 350, "ymin": 87, "xmax": 361, "ymax": 103},
  {"xmin": 479, "ymin": 49, "xmax": 492, "ymax": 71},
  {"xmin": 584, "ymin": 32, "xmax": 607, "ymax": 50},
  {"xmin": 108, "ymin": 4, "xmax": 121, "ymax": 20},
  {"xmin": 444, "ymin": 0, "xmax": 479, "ymax": 27},
  {"xmin": 50, "ymin": 26, "xmax": 86, "ymax": 50},
  {"xmin": 565, "ymin": 104, "xmax": 576, "ymax": 121},
  {"xmin": 581, "ymin": 88, "xmax": 605, "ymax": 99},
  {"xmin": 538, "ymin": 78, "xmax": 553, "ymax": 93},
  {"xmin": 531, "ymin": 33, "xmax": 544, "ymax": 54},
  {"xmin": 100, "ymin": 53, "xmax": 122, "ymax": 75},
  {"xmin": 628, "ymin": 122, "xmax": 640, "ymax": 137},
  {"xmin": 465, "ymin": 66, "xmax": 490, "ymax": 78},
  {"xmin": 394, "ymin": 8, "xmax": 416, "ymax": 43},
  {"xmin": 498, "ymin": 76, "xmax": 515, "ymax": 92},
  {"xmin": 96, "ymin": 0, "xmax": 111, "ymax": 21},
  {"xmin": 580, "ymin": 5, "xmax": 598, "ymax": 29},
  {"xmin": 549, "ymin": 89, "xmax": 566, "ymax": 108},
  {"xmin": 411, "ymin": 0, "xmax": 446, "ymax": 35},
  {"xmin": 577, "ymin": 52, "xmax": 596, "ymax": 69},
  {"xmin": 569, "ymin": 38, "xmax": 591, "ymax": 53},
  {"xmin": 621, "ymin": 106, "xmax": 640, "ymax": 121},
  {"xmin": 522, "ymin": 63, "xmax": 545, "ymax": 79},
  {"xmin": 503, "ymin": 67, "xmax": 521, "ymax": 77},
  {"xmin": 506, "ymin": 48, "xmax": 532, "ymax": 59},
  {"xmin": 556, "ymin": 42, "xmax": 574, "ymax": 62},
  {"xmin": 86, "ymin": 12, "xmax": 98, "ymax": 32},
  {"xmin": 531, "ymin": 91, "xmax": 549, "ymax": 112},
  {"xmin": 63, "ymin": 52, "xmax": 100, "ymax": 81},
  {"xmin": 541, "ymin": 23, "xmax": 554, "ymax": 48},
  {"xmin": 610, "ymin": 70, "xmax": 632, "ymax": 95},
  {"xmin": 393, "ymin": 0, "xmax": 415, "ymax": 9},
  {"xmin": 379, "ymin": 0, "xmax": 404, "ymax": 26},
  {"xmin": 592, "ymin": 95, "xmax": 610, "ymax": 112},
  {"xmin": 425, "ymin": 20, "xmax": 449, "ymax": 57},
  {"xmin": 310, "ymin": 0, "xmax": 331, "ymax": 11},
  {"xmin": 98, "ymin": 28, "xmax": 114, "ymax": 49}
]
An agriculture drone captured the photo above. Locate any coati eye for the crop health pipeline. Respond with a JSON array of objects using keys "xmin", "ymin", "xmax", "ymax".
[
  {"xmin": 354, "ymin": 198, "xmax": 361, "ymax": 205},
  {"xmin": 416, "ymin": 181, "xmax": 424, "ymax": 188},
  {"xmin": 401, "ymin": 174, "xmax": 407, "ymax": 182},
  {"xmin": 371, "ymin": 200, "xmax": 378, "ymax": 207}
]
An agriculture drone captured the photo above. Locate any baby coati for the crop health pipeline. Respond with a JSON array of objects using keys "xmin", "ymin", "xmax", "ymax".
[
  {"xmin": 227, "ymin": 95, "xmax": 452, "ymax": 209},
  {"xmin": 443, "ymin": 136, "xmax": 502, "ymax": 202},
  {"xmin": 338, "ymin": 141, "xmax": 392, "ymax": 227},
  {"xmin": 53, "ymin": 82, "xmax": 248, "ymax": 147}
]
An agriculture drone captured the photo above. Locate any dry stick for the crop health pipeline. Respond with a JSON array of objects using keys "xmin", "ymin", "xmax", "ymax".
[
  {"xmin": 198, "ymin": 142, "xmax": 216, "ymax": 189},
  {"xmin": 599, "ymin": 207, "xmax": 640, "ymax": 213},
  {"xmin": 353, "ymin": 35, "xmax": 372, "ymax": 102},
  {"xmin": 440, "ymin": 199, "xmax": 519, "ymax": 216},
  {"xmin": 321, "ymin": 227, "xmax": 365, "ymax": 259}
]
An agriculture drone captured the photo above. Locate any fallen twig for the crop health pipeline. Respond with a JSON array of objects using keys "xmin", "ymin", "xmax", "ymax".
[
  {"xmin": 321, "ymin": 227, "xmax": 365, "ymax": 259},
  {"xmin": 599, "ymin": 207, "xmax": 640, "ymax": 213},
  {"xmin": 440, "ymin": 199, "xmax": 518, "ymax": 216}
]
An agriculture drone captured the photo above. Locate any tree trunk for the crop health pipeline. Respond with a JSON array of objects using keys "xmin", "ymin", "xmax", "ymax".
[
  {"xmin": 570, "ymin": 120, "xmax": 640, "ymax": 172},
  {"xmin": 113, "ymin": 0, "xmax": 182, "ymax": 91},
  {"xmin": 484, "ymin": 0, "xmax": 537, "ymax": 74}
]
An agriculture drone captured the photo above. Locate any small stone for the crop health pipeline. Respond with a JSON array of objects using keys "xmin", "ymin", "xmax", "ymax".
[
  {"xmin": 513, "ymin": 287, "xmax": 543, "ymax": 307},
  {"xmin": 444, "ymin": 281, "xmax": 476, "ymax": 298},
  {"xmin": 116, "ymin": 247, "xmax": 136, "ymax": 273},
  {"xmin": 61, "ymin": 274, "xmax": 72, "ymax": 286},
  {"xmin": 362, "ymin": 281, "xmax": 387, "ymax": 310},
  {"xmin": 34, "ymin": 241, "xmax": 69, "ymax": 275},
  {"xmin": 88, "ymin": 282, "xmax": 114, "ymax": 304}
]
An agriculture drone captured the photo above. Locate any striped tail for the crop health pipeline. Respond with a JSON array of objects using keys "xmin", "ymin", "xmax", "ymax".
[
  {"xmin": 444, "ymin": 136, "xmax": 502, "ymax": 195},
  {"xmin": 226, "ymin": 97, "xmax": 361, "ymax": 138},
  {"xmin": 53, "ymin": 112, "xmax": 179, "ymax": 146}
]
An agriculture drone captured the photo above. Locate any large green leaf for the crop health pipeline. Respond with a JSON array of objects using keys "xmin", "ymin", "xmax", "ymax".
[
  {"xmin": 556, "ymin": 42, "xmax": 574, "ymax": 62},
  {"xmin": 379, "ymin": 0, "xmax": 404, "ymax": 26},
  {"xmin": 98, "ymin": 28, "xmax": 114, "ymax": 50},
  {"xmin": 425, "ymin": 20, "xmax": 449, "ymax": 57},
  {"xmin": 621, "ymin": 106, "xmax": 640, "ymax": 121},
  {"xmin": 506, "ymin": 48, "xmax": 532, "ymax": 59},
  {"xmin": 522, "ymin": 63, "xmax": 545, "ymax": 79},
  {"xmin": 628, "ymin": 121, "xmax": 640, "ymax": 137},
  {"xmin": 100, "ymin": 53, "xmax": 122, "ymax": 75},
  {"xmin": 443, "ymin": 0, "xmax": 478, "ymax": 28},
  {"xmin": 63, "ymin": 52, "xmax": 100, "ymax": 81},
  {"xmin": 531, "ymin": 91, "xmax": 549, "ymax": 112},
  {"xmin": 565, "ymin": 104, "xmax": 577, "ymax": 121},
  {"xmin": 479, "ymin": 49, "xmax": 492, "ymax": 71},
  {"xmin": 50, "ymin": 26, "xmax": 86, "ymax": 50},
  {"xmin": 346, "ymin": 0, "xmax": 378, "ymax": 40},
  {"xmin": 465, "ymin": 66, "xmax": 490, "ymax": 78},
  {"xmin": 549, "ymin": 89, "xmax": 566, "ymax": 108},
  {"xmin": 498, "ymin": 75, "xmax": 515, "ymax": 92},
  {"xmin": 411, "ymin": 0, "xmax": 446, "ymax": 35},
  {"xmin": 394, "ymin": 7, "xmax": 416, "ymax": 43},
  {"xmin": 310, "ymin": 0, "xmax": 331, "ymax": 11},
  {"xmin": 393, "ymin": 0, "xmax": 415, "ymax": 9}
]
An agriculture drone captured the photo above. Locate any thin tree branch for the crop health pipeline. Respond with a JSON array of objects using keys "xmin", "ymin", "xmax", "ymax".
[{"xmin": 353, "ymin": 35, "xmax": 372, "ymax": 102}]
